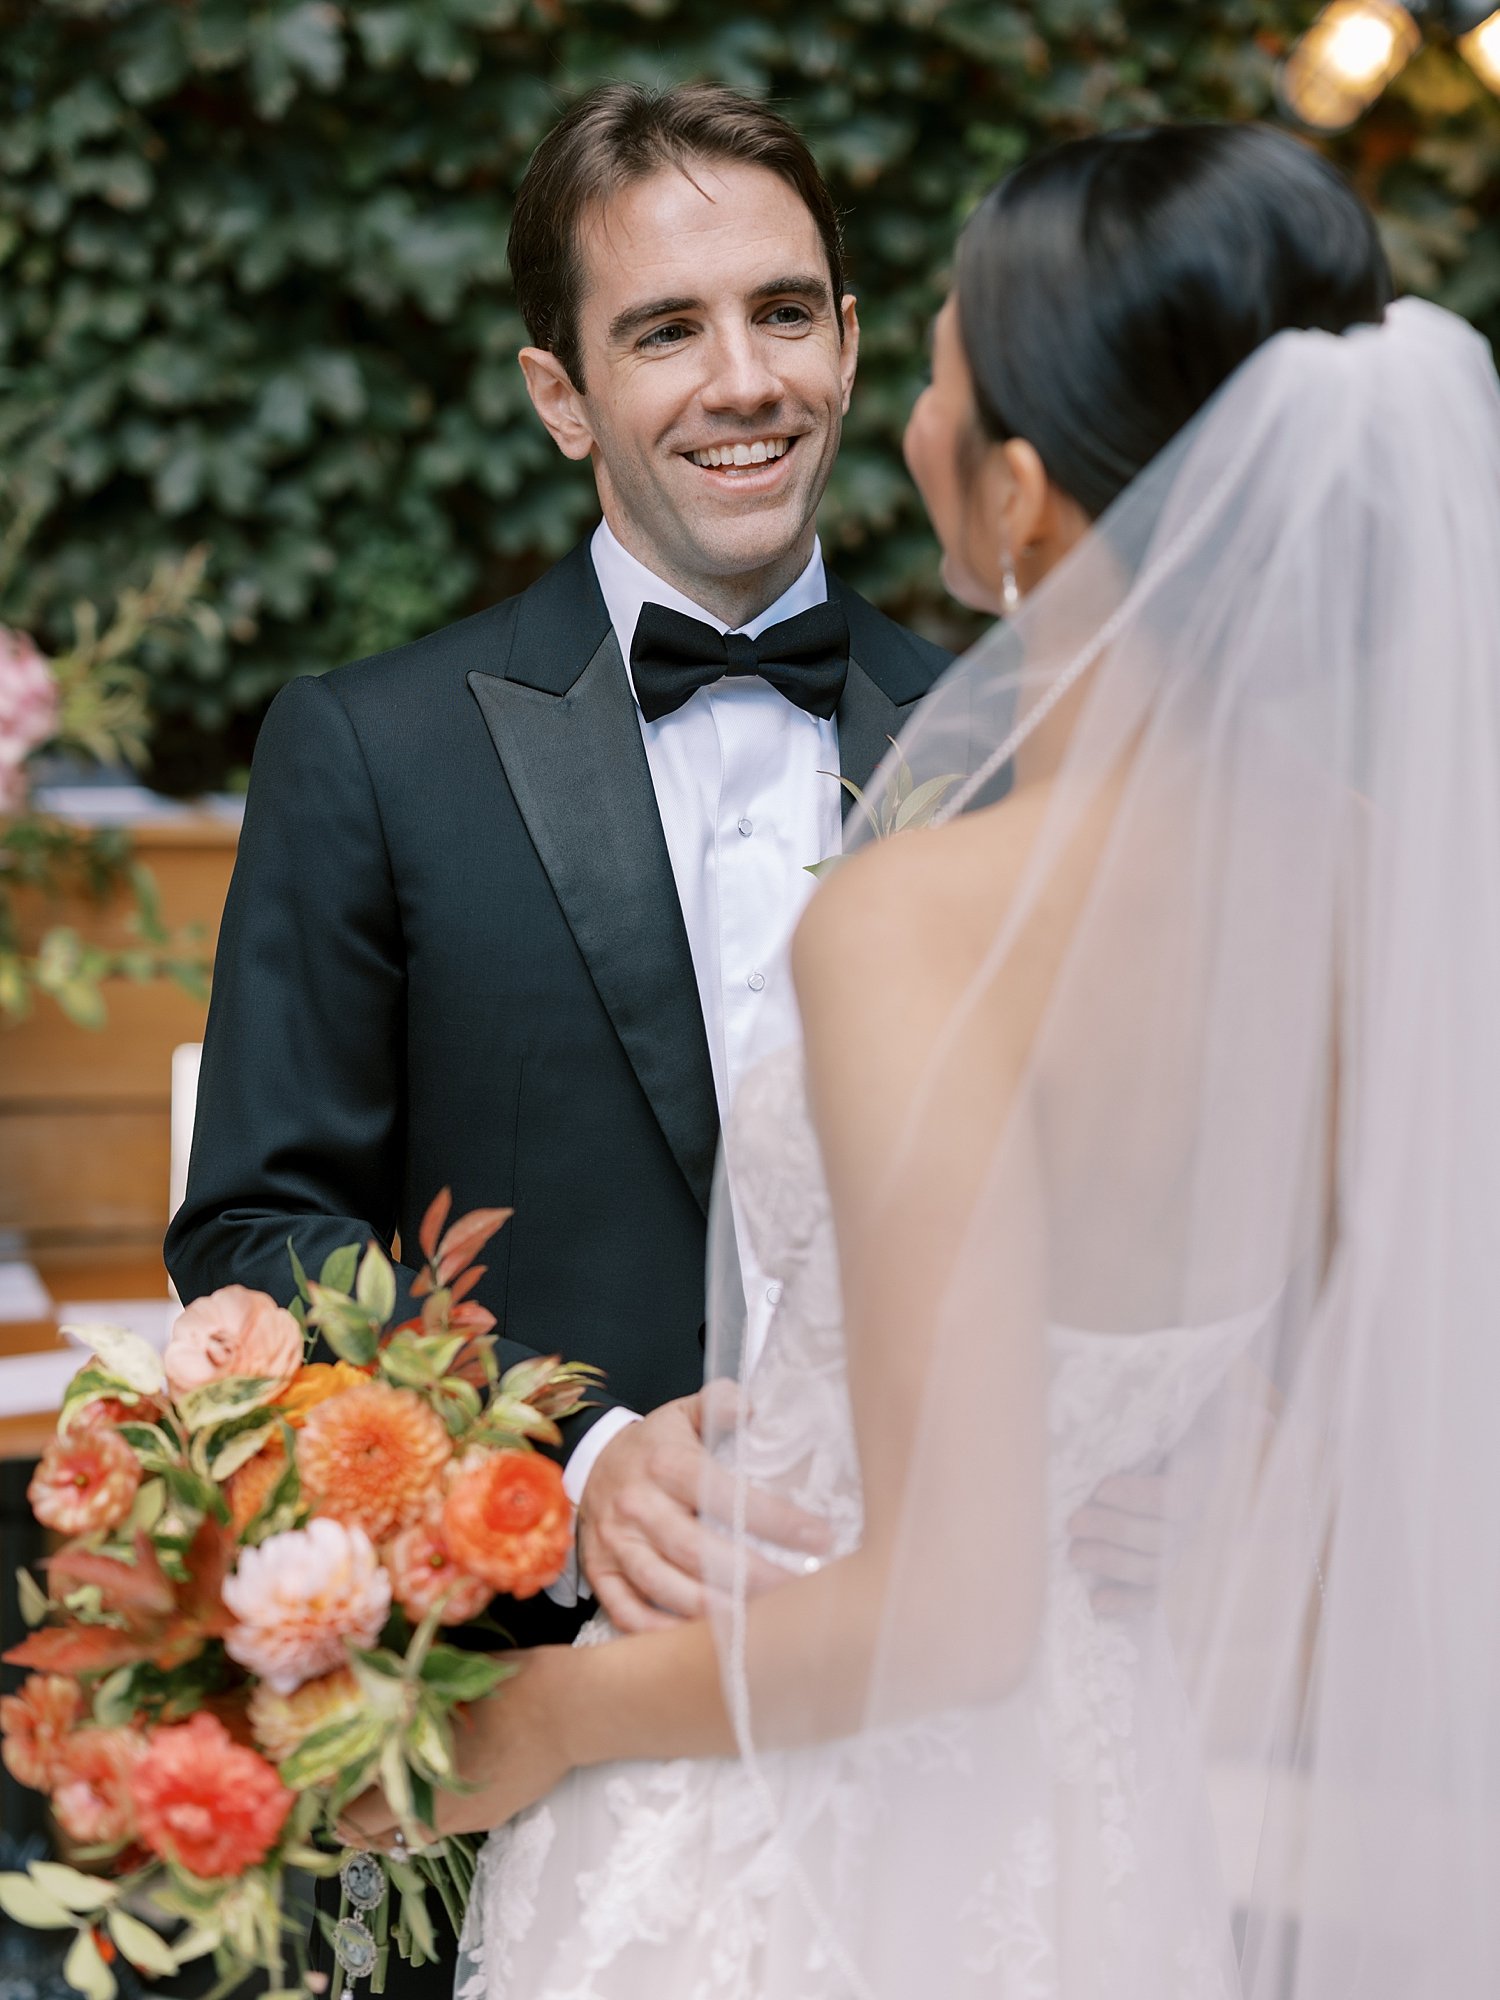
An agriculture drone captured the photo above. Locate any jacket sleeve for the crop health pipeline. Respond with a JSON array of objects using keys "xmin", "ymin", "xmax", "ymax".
[{"xmin": 163, "ymin": 671, "xmax": 621, "ymax": 1460}]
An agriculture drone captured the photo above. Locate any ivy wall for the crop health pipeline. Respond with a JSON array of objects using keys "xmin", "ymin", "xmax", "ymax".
[{"xmin": 3, "ymin": 0, "xmax": 1498, "ymax": 787}]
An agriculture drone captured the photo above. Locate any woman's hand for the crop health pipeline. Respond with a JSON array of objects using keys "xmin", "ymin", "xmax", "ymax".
[{"xmin": 338, "ymin": 1646, "xmax": 576, "ymax": 1850}]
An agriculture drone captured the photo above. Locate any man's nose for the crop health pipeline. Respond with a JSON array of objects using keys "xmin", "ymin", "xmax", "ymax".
[{"xmin": 699, "ymin": 327, "xmax": 782, "ymax": 416}]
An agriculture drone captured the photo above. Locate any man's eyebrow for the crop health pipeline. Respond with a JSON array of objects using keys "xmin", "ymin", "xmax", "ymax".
[
  {"xmin": 749, "ymin": 274, "xmax": 832, "ymax": 309},
  {"xmin": 607, "ymin": 296, "xmax": 702, "ymax": 344}
]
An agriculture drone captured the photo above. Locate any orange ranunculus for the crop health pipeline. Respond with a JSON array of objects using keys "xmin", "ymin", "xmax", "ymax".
[
  {"xmin": 441, "ymin": 1450, "xmax": 572, "ymax": 1600},
  {"xmin": 28, "ymin": 1426, "xmax": 141, "ymax": 1536},
  {"xmin": 225, "ymin": 1432, "xmax": 288, "ymax": 1537},
  {"xmin": 0, "ymin": 1674, "xmax": 83, "ymax": 1790},
  {"xmin": 296, "ymin": 1381, "xmax": 451, "ymax": 1543},
  {"xmin": 51, "ymin": 1728, "xmax": 148, "ymax": 1848},
  {"xmin": 383, "ymin": 1509, "xmax": 493, "ymax": 1625},
  {"xmin": 131, "ymin": 1713, "xmax": 293, "ymax": 1878},
  {"xmin": 247, "ymin": 1666, "xmax": 362, "ymax": 1765},
  {"xmin": 272, "ymin": 1360, "xmax": 370, "ymax": 1428}
]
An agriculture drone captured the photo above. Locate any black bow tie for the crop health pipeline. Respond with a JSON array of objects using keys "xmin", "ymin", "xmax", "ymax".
[{"xmin": 630, "ymin": 599, "xmax": 849, "ymax": 724}]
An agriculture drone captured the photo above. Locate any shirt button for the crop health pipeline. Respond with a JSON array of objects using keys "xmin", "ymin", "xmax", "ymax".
[
  {"xmin": 747, "ymin": 971, "xmax": 766, "ymax": 993},
  {"xmin": 737, "ymin": 816, "xmax": 754, "ymax": 837},
  {"xmin": 766, "ymin": 1282, "xmax": 783, "ymax": 1306}
]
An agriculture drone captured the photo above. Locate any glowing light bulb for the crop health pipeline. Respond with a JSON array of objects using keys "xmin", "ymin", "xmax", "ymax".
[
  {"xmin": 1459, "ymin": 10, "xmax": 1500, "ymax": 94},
  {"xmin": 1280, "ymin": 0, "xmax": 1421, "ymax": 130}
]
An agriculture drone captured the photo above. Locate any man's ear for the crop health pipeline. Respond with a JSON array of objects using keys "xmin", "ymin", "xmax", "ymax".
[
  {"xmin": 838, "ymin": 295, "xmax": 860, "ymax": 415},
  {"xmin": 519, "ymin": 347, "xmax": 595, "ymax": 462}
]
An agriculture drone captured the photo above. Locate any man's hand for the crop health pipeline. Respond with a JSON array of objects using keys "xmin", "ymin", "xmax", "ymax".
[
  {"xmin": 578, "ymin": 1387, "xmax": 833, "ymax": 1632},
  {"xmin": 1067, "ymin": 1471, "xmax": 1186, "ymax": 1618}
]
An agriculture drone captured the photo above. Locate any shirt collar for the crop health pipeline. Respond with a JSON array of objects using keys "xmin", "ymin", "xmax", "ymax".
[{"xmin": 589, "ymin": 518, "xmax": 828, "ymax": 713}]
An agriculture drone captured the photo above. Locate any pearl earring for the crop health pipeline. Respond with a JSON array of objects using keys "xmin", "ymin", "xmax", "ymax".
[{"xmin": 1000, "ymin": 544, "xmax": 1021, "ymax": 618}]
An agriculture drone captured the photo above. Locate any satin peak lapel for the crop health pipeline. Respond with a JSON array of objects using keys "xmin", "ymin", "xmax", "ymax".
[
  {"xmin": 837, "ymin": 655, "xmax": 905, "ymax": 799},
  {"xmin": 467, "ymin": 632, "xmax": 719, "ymax": 1216}
]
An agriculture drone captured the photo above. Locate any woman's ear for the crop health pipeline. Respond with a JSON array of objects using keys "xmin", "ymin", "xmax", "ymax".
[
  {"xmin": 1000, "ymin": 438, "xmax": 1051, "ymax": 557},
  {"xmin": 519, "ymin": 348, "xmax": 595, "ymax": 462}
]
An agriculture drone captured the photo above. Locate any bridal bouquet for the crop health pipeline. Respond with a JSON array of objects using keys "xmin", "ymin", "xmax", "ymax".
[{"xmin": 0, "ymin": 1195, "xmax": 596, "ymax": 1999}]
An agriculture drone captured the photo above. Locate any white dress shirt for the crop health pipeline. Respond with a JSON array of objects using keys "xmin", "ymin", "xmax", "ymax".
[{"xmin": 548, "ymin": 520, "xmax": 845, "ymax": 1603}]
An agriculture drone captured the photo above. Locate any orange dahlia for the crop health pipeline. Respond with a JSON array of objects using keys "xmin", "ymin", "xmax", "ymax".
[
  {"xmin": 247, "ymin": 1666, "xmax": 362, "ymax": 1765},
  {"xmin": 132, "ymin": 1713, "xmax": 292, "ymax": 1878},
  {"xmin": 0, "ymin": 1674, "xmax": 83, "ymax": 1790},
  {"xmin": 296, "ymin": 1381, "xmax": 451, "ymax": 1542},
  {"xmin": 51, "ymin": 1727, "xmax": 147, "ymax": 1848},
  {"xmin": 273, "ymin": 1360, "xmax": 370, "ymax": 1428},
  {"xmin": 28, "ymin": 1426, "xmax": 140, "ymax": 1536},
  {"xmin": 384, "ymin": 1509, "xmax": 493, "ymax": 1625},
  {"xmin": 441, "ymin": 1449, "xmax": 572, "ymax": 1600}
]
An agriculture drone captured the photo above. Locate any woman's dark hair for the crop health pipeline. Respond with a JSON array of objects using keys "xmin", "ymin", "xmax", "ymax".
[
  {"xmin": 509, "ymin": 81, "xmax": 845, "ymax": 392},
  {"xmin": 955, "ymin": 124, "xmax": 1394, "ymax": 519}
]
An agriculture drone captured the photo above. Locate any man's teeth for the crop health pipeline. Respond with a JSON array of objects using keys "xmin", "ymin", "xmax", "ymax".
[{"xmin": 688, "ymin": 438, "xmax": 791, "ymax": 469}]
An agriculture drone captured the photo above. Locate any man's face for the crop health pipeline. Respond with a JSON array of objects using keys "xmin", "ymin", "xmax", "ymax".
[{"xmin": 524, "ymin": 161, "xmax": 859, "ymax": 604}]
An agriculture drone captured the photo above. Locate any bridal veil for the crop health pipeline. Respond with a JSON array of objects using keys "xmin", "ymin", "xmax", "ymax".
[{"xmin": 704, "ymin": 295, "xmax": 1500, "ymax": 1996}]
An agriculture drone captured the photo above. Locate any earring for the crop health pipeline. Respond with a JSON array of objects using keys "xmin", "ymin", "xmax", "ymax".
[{"xmin": 1000, "ymin": 545, "xmax": 1021, "ymax": 618}]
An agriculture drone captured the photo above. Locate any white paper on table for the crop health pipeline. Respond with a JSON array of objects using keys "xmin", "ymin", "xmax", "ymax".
[
  {"xmin": 0, "ymin": 1346, "xmax": 81, "ymax": 1420},
  {"xmin": 57, "ymin": 1298, "xmax": 178, "ymax": 1352},
  {"xmin": 0, "ymin": 1262, "xmax": 52, "ymax": 1323}
]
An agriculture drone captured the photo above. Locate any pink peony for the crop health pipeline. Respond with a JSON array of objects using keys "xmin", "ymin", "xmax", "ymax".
[
  {"xmin": 51, "ymin": 1727, "xmax": 147, "ymax": 1849},
  {"xmin": 164, "ymin": 1285, "xmax": 303, "ymax": 1402},
  {"xmin": 132, "ymin": 1713, "xmax": 292, "ymax": 1878},
  {"xmin": 28, "ymin": 1425, "xmax": 141, "ymax": 1536},
  {"xmin": 0, "ymin": 627, "xmax": 58, "ymax": 813},
  {"xmin": 222, "ymin": 1517, "xmax": 391, "ymax": 1695}
]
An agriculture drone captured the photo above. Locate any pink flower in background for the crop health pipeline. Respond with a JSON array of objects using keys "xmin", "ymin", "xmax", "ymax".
[
  {"xmin": 163, "ymin": 1284, "xmax": 303, "ymax": 1402},
  {"xmin": 222, "ymin": 1517, "xmax": 391, "ymax": 1694},
  {"xmin": 50, "ymin": 1727, "xmax": 148, "ymax": 1849},
  {"xmin": 0, "ymin": 627, "xmax": 58, "ymax": 812},
  {"xmin": 384, "ymin": 1506, "xmax": 493, "ymax": 1625}
]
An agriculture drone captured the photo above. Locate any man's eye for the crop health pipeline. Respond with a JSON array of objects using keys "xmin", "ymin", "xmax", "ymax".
[
  {"xmin": 765, "ymin": 305, "xmax": 811, "ymax": 328},
  {"xmin": 640, "ymin": 323, "xmax": 691, "ymax": 350}
]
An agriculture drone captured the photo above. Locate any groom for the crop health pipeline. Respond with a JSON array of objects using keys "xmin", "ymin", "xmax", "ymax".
[{"xmin": 166, "ymin": 80, "xmax": 948, "ymax": 1647}]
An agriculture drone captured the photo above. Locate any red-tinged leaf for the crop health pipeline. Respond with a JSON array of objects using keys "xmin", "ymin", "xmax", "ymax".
[
  {"xmin": 4, "ymin": 1625, "xmax": 159, "ymax": 1675},
  {"xmin": 410, "ymin": 1270, "xmax": 433, "ymax": 1299},
  {"xmin": 147, "ymin": 1621, "xmax": 215, "ymax": 1672},
  {"xmin": 435, "ymin": 1208, "xmax": 512, "ymax": 1286},
  {"xmin": 418, "ymin": 1189, "xmax": 452, "ymax": 1266},
  {"xmin": 447, "ymin": 1300, "xmax": 496, "ymax": 1337},
  {"xmin": 447, "ymin": 1264, "xmax": 485, "ymax": 1305},
  {"xmin": 176, "ymin": 1516, "xmax": 234, "ymax": 1629},
  {"xmin": 46, "ymin": 1537, "xmax": 175, "ymax": 1625}
]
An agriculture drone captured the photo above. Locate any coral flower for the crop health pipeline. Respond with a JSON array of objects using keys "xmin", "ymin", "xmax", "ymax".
[
  {"xmin": 164, "ymin": 1285, "xmax": 303, "ymax": 1403},
  {"xmin": 51, "ymin": 1728, "xmax": 147, "ymax": 1849},
  {"xmin": 225, "ymin": 1432, "xmax": 288, "ymax": 1538},
  {"xmin": 296, "ymin": 1381, "xmax": 451, "ymax": 1542},
  {"xmin": 132, "ymin": 1713, "xmax": 292, "ymax": 1878},
  {"xmin": 248, "ymin": 1666, "xmax": 363, "ymax": 1765},
  {"xmin": 28, "ymin": 1426, "xmax": 141, "ymax": 1536},
  {"xmin": 384, "ymin": 1509, "xmax": 493, "ymax": 1626},
  {"xmin": 0, "ymin": 1674, "xmax": 83, "ymax": 1790},
  {"xmin": 441, "ymin": 1450, "xmax": 572, "ymax": 1600},
  {"xmin": 222, "ymin": 1517, "xmax": 391, "ymax": 1694},
  {"xmin": 273, "ymin": 1360, "xmax": 370, "ymax": 1428}
]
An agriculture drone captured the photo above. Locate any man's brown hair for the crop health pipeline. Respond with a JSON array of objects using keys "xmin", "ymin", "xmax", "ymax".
[{"xmin": 508, "ymin": 81, "xmax": 845, "ymax": 391}]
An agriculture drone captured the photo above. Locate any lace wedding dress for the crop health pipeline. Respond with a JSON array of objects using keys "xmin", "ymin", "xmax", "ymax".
[{"xmin": 456, "ymin": 1047, "xmax": 1260, "ymax": 1999}]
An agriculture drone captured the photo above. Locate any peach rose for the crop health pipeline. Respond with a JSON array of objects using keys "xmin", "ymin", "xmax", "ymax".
[
  {"xmin": 51, "ymin": 1728, "xmax": 147, "ymax": 1849},
  {"xmin": 441, "ymin": 1449, "xmax": 572, "ymax": 1600},
  {"xmin": 164, "ymin": 1285, "xmax": 303, "ymax": 1402}
]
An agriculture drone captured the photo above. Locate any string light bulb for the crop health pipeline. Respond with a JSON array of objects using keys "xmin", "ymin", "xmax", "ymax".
[
  {"xmin": 1457, "ymin": 7, "xmax": 1500, "ymax": 90},
  {"xmin": 1280, "ymin": 0, "xmax": 1423, "ymax": 128}
]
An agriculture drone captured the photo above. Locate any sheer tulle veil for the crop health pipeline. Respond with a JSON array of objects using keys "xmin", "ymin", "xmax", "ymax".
[{"xmin": 703, "ymin": 295, "xmax": 1500, "ymax": 1995}]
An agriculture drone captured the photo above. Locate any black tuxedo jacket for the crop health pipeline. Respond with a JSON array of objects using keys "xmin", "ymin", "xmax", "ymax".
[{"xmin": 165, "ymin": 538, "xmax": 948, "ymax": 1495}]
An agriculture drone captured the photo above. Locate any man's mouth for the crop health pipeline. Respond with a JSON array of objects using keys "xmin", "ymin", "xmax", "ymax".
[{"xmin": 685, "ymin": 436, "xmax": 795, "ymax": 473}]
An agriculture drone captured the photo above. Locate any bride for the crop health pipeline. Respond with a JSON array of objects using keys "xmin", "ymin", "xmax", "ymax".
[{"xmin": 351, "ymin": 123, "xmax": 1500, "ymax": 1997}]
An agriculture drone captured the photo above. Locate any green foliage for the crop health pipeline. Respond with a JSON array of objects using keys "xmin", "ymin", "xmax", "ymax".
[{"xmin": 2, "ymin": 0, "xmax": 1498, "ymax": 780}]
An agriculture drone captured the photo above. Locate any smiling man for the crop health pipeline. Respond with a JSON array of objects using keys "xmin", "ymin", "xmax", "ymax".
[{"xmin": 169, "ymin": 82, "xmax": 951, "ymax": 1683}]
